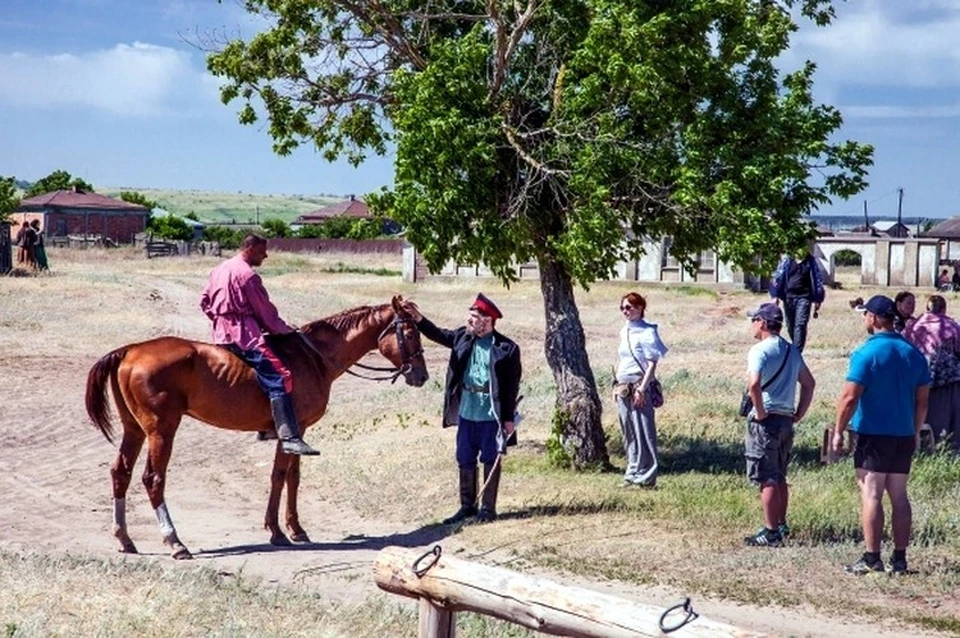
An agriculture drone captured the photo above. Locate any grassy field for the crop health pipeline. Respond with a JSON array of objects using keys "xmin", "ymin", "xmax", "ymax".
[
  {"xmin": 99, "ymin": 187, "xmax": 344, "ymax": 225},
  {"xmin": 1, "ymin": 248, "xmax": 959, "ymax": 636}
]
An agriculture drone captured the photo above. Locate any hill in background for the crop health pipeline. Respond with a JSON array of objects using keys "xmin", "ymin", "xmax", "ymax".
[{"xmin": 101, "ymin": 187, "xmax": 344, "ymax": 225}]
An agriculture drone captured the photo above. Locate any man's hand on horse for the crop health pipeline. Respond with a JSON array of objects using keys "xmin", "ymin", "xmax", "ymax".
[{"xmin": 402, "ymin": 300, "xmax": 423, "ymax": 322}]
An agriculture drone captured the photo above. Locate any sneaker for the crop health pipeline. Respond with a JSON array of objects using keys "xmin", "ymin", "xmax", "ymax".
[
  {"xmin": 844, "ymin": 556, "xmax": 885, "ymax": 575},
  {"xmin": 887, "ymin": 558, "xmax": 908, "ymax": 575},
  {"xmin": 744, "ymin": 529, "xmax": 783, "ymax": 547},
  {"xmin": 777, "ymin": 523, "xmax": 790, "ymax": 539}
]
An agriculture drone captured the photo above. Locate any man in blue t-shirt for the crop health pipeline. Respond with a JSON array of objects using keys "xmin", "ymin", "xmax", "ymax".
[{"xmin": 834, "ymin": 295, "xmax": 931, "ymax": 575}]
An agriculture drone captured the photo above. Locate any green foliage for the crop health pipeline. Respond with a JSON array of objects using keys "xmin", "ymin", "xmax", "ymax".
[
  {"xmin": 147, "ymin": 214, "xmax": 193, "ymax": 241},
  {"xmin": 25, "ymin": 170, "xmax": 93, "ymax": 197},
  {"xmin": 546, "ymin": 408, "xmax": 574, "ymax": 469},
  {"xmin": 185, "ymin": 212, "xmax": 200, "ymax": 221},
  {"xmin": 206, "ymin": 0, "xmax": 871, "ymax": 283},
  {"xmin": 119, "ymin": 191, "xmax": 158, "ymax": 210},
  {"xmin": 0, "ymin": 176, "xmax": 18, "ymax": 222},
  {"xmin": 202, "ymin": 225, "xmax": 245, "ymax": 250},
  {"xmin": 260, "ymin": 217, "xmax": 292, "ymax": 238},
  {"xmin": 832, "ymin": 248, "xmax": 861, "ymax": 267}
]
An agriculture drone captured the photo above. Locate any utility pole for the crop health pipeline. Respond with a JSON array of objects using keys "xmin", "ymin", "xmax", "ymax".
[
  {"xmin": 863, "ymin": 200, "xmax": 868, "ymax": 230},
  {"xmin": 256, "ymin": 205, "xmax": 260, "ymax": 226},
  {"xmin": 897, "ymin": 187, "xmax": 904, "ymax": 228}
]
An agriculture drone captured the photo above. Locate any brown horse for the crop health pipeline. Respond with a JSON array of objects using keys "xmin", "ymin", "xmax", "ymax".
[{"xmin": 85, "ymin": 295, "xmax": 428, "ymax": 559}]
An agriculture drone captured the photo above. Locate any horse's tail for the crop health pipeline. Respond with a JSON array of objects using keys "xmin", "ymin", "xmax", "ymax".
[{"xmin": 85, "ymin": 347, "xmax": 128, "ymax": 444}]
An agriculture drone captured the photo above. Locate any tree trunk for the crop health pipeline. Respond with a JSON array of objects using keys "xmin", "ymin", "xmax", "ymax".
[{"xmin": 538, "ymin": 255, "xmax": 609, "ymax": 468}]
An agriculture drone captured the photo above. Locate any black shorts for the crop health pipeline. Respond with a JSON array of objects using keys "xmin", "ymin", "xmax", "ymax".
[{"xmin": 853, "ymin": 433, "xmax": 916, "ymax": 474}]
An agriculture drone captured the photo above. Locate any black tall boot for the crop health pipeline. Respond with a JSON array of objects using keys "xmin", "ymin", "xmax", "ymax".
[
  {"xmin": 442, "ymin": 465, "xmax": 478, "ymax": 524},
  {"xmin": 270, "ymin": 396, "xmax": 320, "ymax": 456},
  {"xmin": 476, "ymin": 461, "xmax": 501, "ymax": 523}
]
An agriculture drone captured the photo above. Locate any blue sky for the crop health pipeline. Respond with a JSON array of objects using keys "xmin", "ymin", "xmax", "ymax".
[{"xmin": 1, "ymin": 1, "xmax": 957, "ymax": 218}]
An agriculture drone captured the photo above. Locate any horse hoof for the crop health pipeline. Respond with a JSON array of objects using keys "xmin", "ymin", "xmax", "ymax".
[
  {"xmin": 270, "ymin": 534, "xmax": 292, "ymax": 547},
  {"xmin": 290, "ymin": 532, "xmax": 311, "ymax": 544},
  {"xmin": 117, "ymin": 541, "xmax": 139, "ymax": 554},
  {"xmin": 171, "ymin": 547, "xmax": 194, "ymax": 560}
]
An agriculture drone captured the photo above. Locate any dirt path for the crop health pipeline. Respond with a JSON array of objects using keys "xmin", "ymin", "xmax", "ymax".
[{"xmin": 0, "ymin": 350, "xmax": 940, "ymax": 638}]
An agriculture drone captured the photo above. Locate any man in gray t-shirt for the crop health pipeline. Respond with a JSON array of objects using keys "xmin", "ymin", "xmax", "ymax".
[{"xmin": 743, "ymin": 303, "xmax": 816, "ymax": 547}]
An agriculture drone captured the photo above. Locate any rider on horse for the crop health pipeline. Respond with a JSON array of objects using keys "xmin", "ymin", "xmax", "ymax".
[{"xmin": 200, "ymin": 233, "xmax": 319, "ymax": 456}]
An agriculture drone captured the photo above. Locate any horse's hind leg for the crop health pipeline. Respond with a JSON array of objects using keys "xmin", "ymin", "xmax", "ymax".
[
  {"xmin": 285, "ymin": 455, "xmax": 310, "ymax": 543},
  {"xmin": 111, "ymin": 401, "xmax": 145, "ymax": 553},
  {"xmin": 142, "ymin": 431, "xmax": 192, "ymax": 560}
]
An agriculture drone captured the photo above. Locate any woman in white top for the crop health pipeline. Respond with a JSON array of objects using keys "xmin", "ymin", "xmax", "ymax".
[{"xmin": 614, "ymin": 292, "xmax": 668, "ymax": 487}]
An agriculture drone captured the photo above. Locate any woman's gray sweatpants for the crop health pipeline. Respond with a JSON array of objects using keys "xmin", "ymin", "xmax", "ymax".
[{"xmin": 616, "ymin": 395, "xmax": 658, "ymax": 485}]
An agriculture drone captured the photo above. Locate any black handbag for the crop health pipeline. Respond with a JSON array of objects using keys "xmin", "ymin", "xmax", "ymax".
[{"xmin": 739, "ymin": 343, "xmax": 792, "ymax": 417}]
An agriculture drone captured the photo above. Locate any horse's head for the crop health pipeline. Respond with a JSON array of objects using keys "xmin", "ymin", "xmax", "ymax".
[{"xmin": 377, "ymin": 295, "xmax": 429, "ymax": 387}]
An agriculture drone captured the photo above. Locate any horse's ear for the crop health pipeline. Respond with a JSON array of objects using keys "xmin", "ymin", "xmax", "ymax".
[{"xmin": 392, "ymin": 295, "xmax": 404, "ymax": 313}]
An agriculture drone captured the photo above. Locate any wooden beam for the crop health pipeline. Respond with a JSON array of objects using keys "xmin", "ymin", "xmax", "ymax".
[{"xmin": 373, "ymin": 546, "xmax": 769, "ymax": 638}]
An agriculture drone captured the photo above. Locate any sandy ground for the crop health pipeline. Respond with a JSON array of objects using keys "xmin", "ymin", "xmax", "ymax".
[
  {"xmin": 0, "ymin": 264, "xmax": 946, "ymax": 638},
  {"xmin": 0, "ymin": 358, "xmax": 943, "ymax": 638}
]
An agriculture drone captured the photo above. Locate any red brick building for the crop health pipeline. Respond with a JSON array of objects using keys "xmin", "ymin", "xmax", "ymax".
[{"xmin": 14, "ymin": 187, "xmax": 150, "ymax": 244}]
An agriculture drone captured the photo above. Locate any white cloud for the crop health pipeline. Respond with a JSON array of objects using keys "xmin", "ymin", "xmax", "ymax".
[
  {"xmin": 789, "ymin": 0, "xmax": 960, "ymax": 88},
  {"xmin": 842, "ymin": 104, "xmax": 960, "ymax": 119},
  {"xmin": 0, "ymin": 42, "xmax": 219, "ymax": 116}
]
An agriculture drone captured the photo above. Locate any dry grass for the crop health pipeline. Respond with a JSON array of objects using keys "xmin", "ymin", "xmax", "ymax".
[{"xmin": 2, "ymin": 246, "xmax": 959, "ymax": 636}]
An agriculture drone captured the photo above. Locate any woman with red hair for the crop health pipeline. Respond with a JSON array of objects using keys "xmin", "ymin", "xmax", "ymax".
[{"xmin": 613, "ymin": 292, "xmax": 668, "ymax": 487}]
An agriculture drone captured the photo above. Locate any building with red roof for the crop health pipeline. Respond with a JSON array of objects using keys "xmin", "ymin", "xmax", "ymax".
[
  {"xmin": 14, "ymin": 186, "xmax": 150, "ymax": 243},
  {"xmin": 294, "ymin": 195, "xmax": 372, "ymax": 224}
]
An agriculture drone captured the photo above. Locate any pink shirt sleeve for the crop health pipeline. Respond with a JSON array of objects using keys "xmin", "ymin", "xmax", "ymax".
[{"xmin": 242, "ymin": 272, "xmax": 293, "ymax": 335}]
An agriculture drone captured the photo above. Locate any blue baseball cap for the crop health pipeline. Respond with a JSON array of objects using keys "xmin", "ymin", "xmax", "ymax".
[
  {"xmin": 747, "ymin": 302, "xmax": 783, "ymax": 324},
  {"xmin": 855, "ymin": 295, "xmax": 897, "ymax": 319}
]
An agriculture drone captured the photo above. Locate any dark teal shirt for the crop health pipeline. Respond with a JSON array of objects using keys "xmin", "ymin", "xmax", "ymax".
[{"xmin": 459, "ymin": 334, "xmax": 494, "ymax": 421}]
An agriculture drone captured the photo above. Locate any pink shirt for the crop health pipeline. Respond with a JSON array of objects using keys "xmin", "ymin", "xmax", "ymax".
[{"xmin": 199, "ymin": 255, "xmax": 293, "ymax": 350}]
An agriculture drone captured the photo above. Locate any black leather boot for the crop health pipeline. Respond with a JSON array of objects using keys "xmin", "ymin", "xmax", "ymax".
[
  {"xmin": 270, "ymin": 396, "xmax": 319, "ymax": 456},
  {"xmin": 476, "ymin": 461, "xmax": 501, "ymax": 523},
  {"xmin": 442, "ymin": 465, "xmax": 478, "ymax": 524}
]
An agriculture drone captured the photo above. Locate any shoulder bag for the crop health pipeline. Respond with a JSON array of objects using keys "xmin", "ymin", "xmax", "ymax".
[
  {"xmin": 739, "ymin": 343, "xmax": 792, "ymax": 417},
  {"xmin": 627, "ymin": 334, "xmax": 664, "ymax": 409}
]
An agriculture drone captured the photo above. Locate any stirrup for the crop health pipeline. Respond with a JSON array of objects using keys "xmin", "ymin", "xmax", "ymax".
[{"xmin": 281, "ymin": 438, "xmax": 320, "ymax": 456}]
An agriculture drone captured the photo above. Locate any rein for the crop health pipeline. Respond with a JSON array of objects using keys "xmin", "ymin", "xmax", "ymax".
[{"xmin": 297, "ymin": 315, "xmax": 423, "ymax": 383}]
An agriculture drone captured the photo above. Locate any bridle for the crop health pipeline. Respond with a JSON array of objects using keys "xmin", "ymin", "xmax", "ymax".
[{"xmin": 298, "ymin": 314, "xmax": 424, "ymax": 383}]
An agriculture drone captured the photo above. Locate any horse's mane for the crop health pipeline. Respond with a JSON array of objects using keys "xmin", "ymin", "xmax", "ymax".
[{"xmin": 302, "ymin": 303, "xmax": 390, "ymax": 335}]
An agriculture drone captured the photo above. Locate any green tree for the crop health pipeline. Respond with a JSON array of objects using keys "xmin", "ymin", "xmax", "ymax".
[
  {"xmin": 120, "ymin": 191, "xmax": 159, "ymax": 210},
  {"xmin": 260, "ymin": 217, "xmax": 292, "ymax": 238},
  {"xmin": 0, "ymin": 176, "xmax": 18, "ymax": 222},
  {"xmin": 208, "ymin": 0, "xmax": 873, "ymax": 467},
  {"xmin": 26, "ymin": 170, "xmax": 94, "ymax": 197},
  {"xmin": 148, "ymin": 215, "xmax": 193, "ymax": 241},
  {"xmin": 202, "ymin": 225, "xmax": 245, "ymax": 250}
]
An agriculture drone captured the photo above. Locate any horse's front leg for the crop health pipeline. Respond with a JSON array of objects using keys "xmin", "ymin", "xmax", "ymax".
[
  {"xmin": 142, "ymin": 433, "xmax": 192, "ymax": 560},
  {"xmin": 265, "ymin": 445, "xmax": 293, "ymax": 546},
  {"xmin": 284, "ymin": 455, "xmax": 310, "ymax": 543}
]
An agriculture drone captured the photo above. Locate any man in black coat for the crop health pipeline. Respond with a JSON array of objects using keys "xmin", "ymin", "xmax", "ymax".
[{"xmin": 405, "ymin": 293, "xmax": 522, "ymax": 524}]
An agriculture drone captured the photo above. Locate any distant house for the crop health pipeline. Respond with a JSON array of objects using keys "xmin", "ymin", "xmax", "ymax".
[
  {"xmin": 293, "ymin": 195, "xmax": 400, "ymax": 234},
  {"xmin": 920, "ymin": 216, "xmax": 960, "ymax": 263},
  {"xmin": 870, "ymin": 220, "xmax": 910, "ymax": 238},
  {"xmin": 14, "ymin": 187, "xmax": 150, "ymax": 243},
  {"xmin": 295, "ymin": 195, "xmax": 372, "ymax": 225}
]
